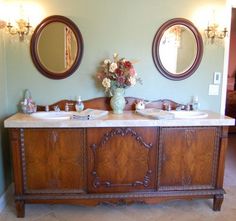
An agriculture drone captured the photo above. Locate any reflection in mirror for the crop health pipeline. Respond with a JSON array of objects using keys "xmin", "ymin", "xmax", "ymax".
[
  {"xmin": 38, "ymin": 22, "xmax": 77, "ymax": 73},
  {"xmin": 31, "ymin": 15, "xmax": 83, "ymax": 79},
  {"xmin": 152, "ymin": 18, "xmax": 203, "ymax": 80},
  {"xmin": 159, "ymin": 25, "xmax": 197, "ymax": 74}
]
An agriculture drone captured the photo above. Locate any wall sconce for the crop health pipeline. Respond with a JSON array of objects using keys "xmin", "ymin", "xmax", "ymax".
[
  {"xmin": 6, "ymin": 18, "xmax": 33, "ymax": 41},
  {"xmin": 205, "ymin": 23, "xmax": 227, "ymax": 44},
  {"xmin": 0, "ymin": 18, "xmax": 33, "ymax": 41},
  {"xmin": 204, "ymin": 10, "xmax": 228, "ymax": 44},
  {"xmin": 0, "ymin": 3, "xmax": 42, "ymax": 42}
]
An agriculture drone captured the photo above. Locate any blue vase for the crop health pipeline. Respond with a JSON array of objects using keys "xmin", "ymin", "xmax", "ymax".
[{"xmin": 110, "ymin": 88, "xmax": 125, "ymax": 114}]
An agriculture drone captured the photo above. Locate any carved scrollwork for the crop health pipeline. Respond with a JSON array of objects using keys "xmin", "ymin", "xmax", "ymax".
[
  {"xmin": 143, "ymin": 170, "xmax": 152, "ymax": 187},
  {"xmin": 99, "ymin": 199, "xmax": 145, "ymax": 207},
  {"xmin": 98, "ymin": 128, "xmax": 153, "ymax": 149},
  {"xmin": 182, "ymin": 175, "xmax": 192, "ymax": 186},
  {"xmin": 92, "ymin": 171, "xmax": 112, "ymax": 188},
  {"xmin": 90, "ymin": 128, "xmax": 153, "ymax": 189}
]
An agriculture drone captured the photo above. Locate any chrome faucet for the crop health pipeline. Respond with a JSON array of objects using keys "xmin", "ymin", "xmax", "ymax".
[
  {"xmin": 45, "ymin": 105, "xmax": 49, "ymax": 112},
  {"xmin": 54, "ymin": 105, "xmax": 60, "ymax": 112},
  {"xmin": 176, "ymin": 104, "xmax": 192, "ymax": 111},
  {"xmin": 65, "ymin": 103, "xmax": 69, "ymax": 112},
  {"xmin": 163, "ymin": 103, "xmax": 171, "ymax": 111}
]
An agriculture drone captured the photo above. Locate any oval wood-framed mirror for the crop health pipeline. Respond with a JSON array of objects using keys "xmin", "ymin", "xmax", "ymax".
[
  {"xmin": 152, "ymin": 18, "xmax": 203, "ymax": 80},
  {"xmin": 30, "ymin": 15, "xmax": 84, "ymax": 79}
]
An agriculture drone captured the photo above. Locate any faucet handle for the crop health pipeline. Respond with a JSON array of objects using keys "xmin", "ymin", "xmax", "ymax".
[
  {"xmin": 65, "ymin": 103, "xmax": 69, "ymax": 112},
  {"xmin": 175, "ymin": 104, "xmax": 185, "ymax": 111},
  {"xmin": 186, "ymin": 104, "xmax": 191, "ymax": 111},
  {"xmin": 65, "ymin": 103, "xmax": 74, "ymax": 112},
  {"xmin": 163, "ymin": 103, "xmax": 171, "ymax": 111}
]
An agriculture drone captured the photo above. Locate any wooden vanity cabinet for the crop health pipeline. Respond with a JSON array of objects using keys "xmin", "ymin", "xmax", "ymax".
[
  {"xmin": 158, "ymin": 127, "xmax": 220, "ymax": 191},
  {"xmin": 87, "ymin": 127, "xmax": 158, "ymax": 193},
  {"xmin": 9, "ymin": 128, "xmax": 86, "ymax": 217},
  {"xmin": 22, "ymin": 128, "xmax": 86, "ymax": 193},
  {"xmin": 8, "ymin": 125, "xmax": 228, "ymax": 217}
]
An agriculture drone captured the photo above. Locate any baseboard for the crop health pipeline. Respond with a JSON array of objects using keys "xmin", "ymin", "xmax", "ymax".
[{"xmin": 0, "ymin": 183, "xmax": 13, "ymax": 213}]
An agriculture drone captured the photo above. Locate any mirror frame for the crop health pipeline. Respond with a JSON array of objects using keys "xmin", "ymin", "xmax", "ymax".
[
  {"xmin": 152, "ymin": 18, "xmax": 203, "ymax": 81},
  {"xmin": 30, "ymin": 15, "xmax": 84, "ymax": 79}
]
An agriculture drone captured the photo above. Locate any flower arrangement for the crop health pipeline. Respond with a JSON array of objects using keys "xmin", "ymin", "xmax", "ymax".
[{"xmin": 96, "ymin": 53, "xmax": 142, "ymax": 93}]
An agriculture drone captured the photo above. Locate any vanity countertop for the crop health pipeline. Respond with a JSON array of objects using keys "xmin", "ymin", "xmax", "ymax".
[{"xmin": 4, "ymin": 111, "xmax": 235, "ymax": 128}]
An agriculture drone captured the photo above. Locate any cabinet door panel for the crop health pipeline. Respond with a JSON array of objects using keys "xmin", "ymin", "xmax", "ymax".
[
  {"xmin": 158, "ymin": 127, "xmax": 219, "ymax": 191},
  {"xmin": 23, "ymin": 129, "xmax": 85, "ymax": 193},
  {"xmin": 87, "ymin": 127, "xmax": 158, "ymax": 193}
]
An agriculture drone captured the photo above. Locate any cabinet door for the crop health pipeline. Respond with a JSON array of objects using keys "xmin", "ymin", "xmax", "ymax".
[
  {"xmin": 22, "ymin": 128, "xmax": 85, "ymax": 194},
  {"xmin": 158, "ymin": 127, "xmax": 220, "ymax": 191},
  {"xmin": 87, "ymin": 127, "xmax": 158, "ymax": 193}
]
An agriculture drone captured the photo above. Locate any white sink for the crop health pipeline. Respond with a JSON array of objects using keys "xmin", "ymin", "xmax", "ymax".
[
  {"xmin": 169, "ymin": 110, "xmax": 208, "ymax": 119},
  {"xmin": 136, "ymin": 108, "xmax": 208, "ymax": 119},
  {"xmin": 136, "ymin": 108, "xmax": 175, "ymax": 119},
  {"xmin": 31, "ymin": 111, "xmax": 74, "ymax": 120}
]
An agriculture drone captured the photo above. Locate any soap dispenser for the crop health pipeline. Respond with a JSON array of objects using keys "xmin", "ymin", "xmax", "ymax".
[
  {"xmin": 192, "ymin": 96, "xmax": 199, "ymax": 110},
  {"xmin": 75, "ymin": 96, "xmax": 84, "ymax": 112}
]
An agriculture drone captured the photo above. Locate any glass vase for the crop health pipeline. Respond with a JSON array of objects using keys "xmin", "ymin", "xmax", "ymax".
[{"xmin": 110, "ymin": 88, "xmax": 126, "ymax": 114}]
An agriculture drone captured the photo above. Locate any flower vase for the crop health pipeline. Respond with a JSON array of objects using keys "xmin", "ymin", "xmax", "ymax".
[{"xmin": 110, "ymin": 88, "xmax": 126, "ymax": 114}]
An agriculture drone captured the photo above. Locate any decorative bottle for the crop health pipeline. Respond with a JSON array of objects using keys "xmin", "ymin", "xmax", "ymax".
[
  {"xmin": 75, "ymin": 96, "xmax": 84, "ymax": 112},
  {"xmin": 192, "ymin": 96, "xmax": 199, "ymax": 110}
]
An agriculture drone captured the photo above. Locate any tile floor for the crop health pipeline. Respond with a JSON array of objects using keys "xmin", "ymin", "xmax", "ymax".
[{"xmin": 1, "ymin": 134, "xmax": 236, "ymax": 221}]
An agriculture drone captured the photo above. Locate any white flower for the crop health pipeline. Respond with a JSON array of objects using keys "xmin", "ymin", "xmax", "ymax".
[
  {"xmin": 109, "ymin": 62, "xmax": 117, "ymax": 72},
  {"xmin": 129, "ymin": 77, "xmax": 136, "ymax": 86},
  {"xmin": 113, "ymin": 53, "xmax": 118, "ymax": 58},
  {"xmin": 102, "ymin": 78, "xmax": 111, "ymax": 90},
  {"xmin": 104, "ymin": 59, "xmax": 111, "ymax": 65}
]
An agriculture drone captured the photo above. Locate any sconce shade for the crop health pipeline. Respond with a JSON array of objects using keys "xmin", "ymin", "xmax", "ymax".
[{"xmin": 0, "ymin": 20, "xmax": 6, "ymax": 29}]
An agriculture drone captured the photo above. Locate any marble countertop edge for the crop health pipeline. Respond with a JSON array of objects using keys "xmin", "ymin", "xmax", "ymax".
[{"xmin": 4, "ymin": 111, "xmax": 235, "ymax": 128}]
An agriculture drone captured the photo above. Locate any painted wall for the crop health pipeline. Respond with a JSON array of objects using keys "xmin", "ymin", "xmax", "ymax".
[
  {"xmin": 0, "ymin": 0, "xmax": 227, "ymax": 196},
  {"xmin": 0, "ymin": 32, "xmax": 11, "ymax": 196},
  {"xmin": 5, "ymin": 0, "xmax": 226, "ymax": 114}
]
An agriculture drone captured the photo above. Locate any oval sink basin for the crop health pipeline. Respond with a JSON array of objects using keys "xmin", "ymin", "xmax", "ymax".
[
  {"xmin": 169, "ymin": 110, "xmax": 208, "ymax": 119},
  {"xmin": 31, "ymin": 111, "xmax": 73, "ymax": 120}
]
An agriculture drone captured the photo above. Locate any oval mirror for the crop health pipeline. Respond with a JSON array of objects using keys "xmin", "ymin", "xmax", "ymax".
[
  {"xmin": 152, "ymin": 18, "xmax": 203, "ymax": 80},
  {"xmin": 30, "ymin": 15, "xmax": 83, "ymax": 79}
]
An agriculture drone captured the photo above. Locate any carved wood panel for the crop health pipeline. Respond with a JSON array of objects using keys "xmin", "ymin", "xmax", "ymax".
[
  {"xmin": 87, "ymin": 127, "xmax": 158, "ymax": 193},
  {"xmin": 21, "ymin": 128, "xmax": 86, "ymax": 194},
  {"xmin": 158, "ymin": 127, "xmax": 220, "ymax": 191}
]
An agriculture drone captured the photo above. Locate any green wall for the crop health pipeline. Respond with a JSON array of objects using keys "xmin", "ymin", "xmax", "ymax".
[
  {"xmin": 1, "ymin": 0, "xmax": 227, "ymax": 196},
  {"xmin": 5, "ymin": 0, "xmax": 226, "ymax": 113},
  {"xmin": 0, "ymin": 32, "xmax": 11, "ymax": 196}
]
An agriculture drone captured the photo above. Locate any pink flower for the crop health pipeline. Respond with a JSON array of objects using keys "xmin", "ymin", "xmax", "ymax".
[
  {"xmin": 129, "ymin": 68, "xmax": 136, "ymax": 76},
  {"xmin": 117, "ymin": 76, "xmax": 125, "ymax": 85}
]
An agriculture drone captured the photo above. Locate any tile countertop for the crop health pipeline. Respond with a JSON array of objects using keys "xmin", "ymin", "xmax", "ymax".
[{"xmin": 4, "ymin": 111, "xmax": 235, "ymax": 128}]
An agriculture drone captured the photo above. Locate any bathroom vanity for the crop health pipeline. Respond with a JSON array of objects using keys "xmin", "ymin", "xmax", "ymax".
[{"xmin": 4, "ymin": 98, "xmax": 234, "ymax": 218}]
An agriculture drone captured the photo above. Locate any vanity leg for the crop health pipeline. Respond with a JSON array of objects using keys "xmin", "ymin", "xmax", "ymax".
[
  {"xmin": 15, "ymin": 200, "xmax": 25, "ymax": 218},
  {"xmin": 213, "ymin": 194, "xmax": 224, "ymax": 211}
]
